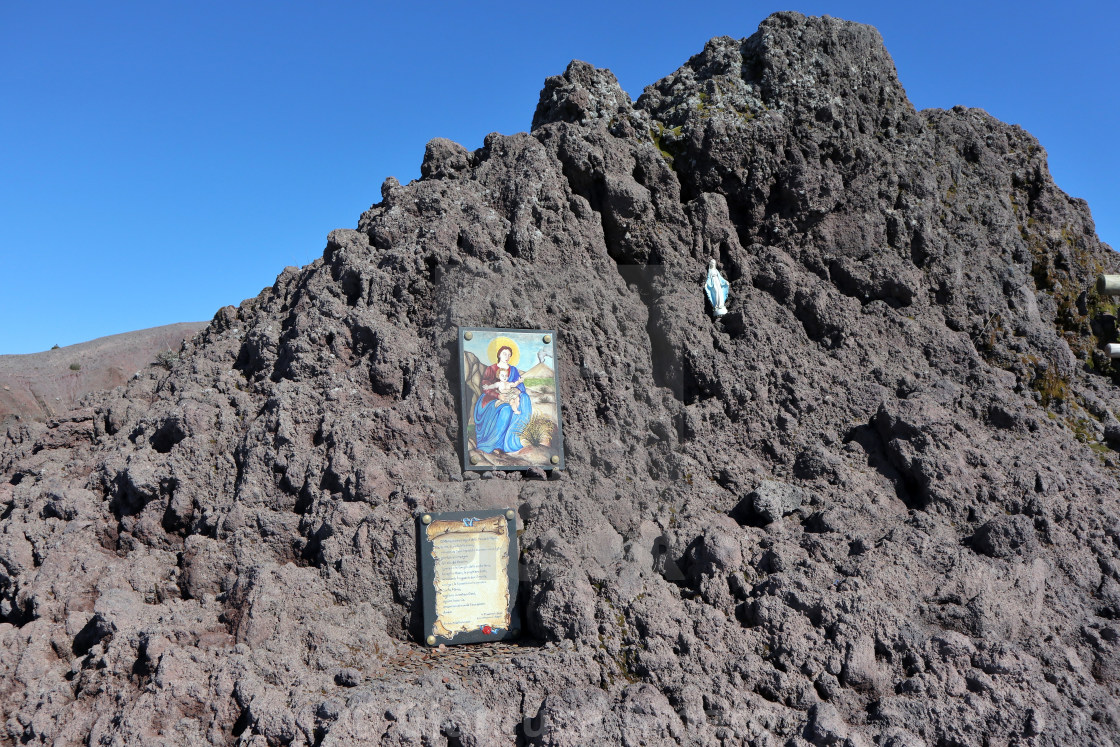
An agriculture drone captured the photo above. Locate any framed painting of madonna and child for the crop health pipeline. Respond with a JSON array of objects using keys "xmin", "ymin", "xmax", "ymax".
[{"xmin": 458, "ymin": 327, "xmax": 565, "ymax": 471}]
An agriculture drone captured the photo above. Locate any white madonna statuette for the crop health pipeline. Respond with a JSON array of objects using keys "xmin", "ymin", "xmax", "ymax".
[{"xmin": 704, "ymin": 259, "xmax": 730, "ymax": 317}]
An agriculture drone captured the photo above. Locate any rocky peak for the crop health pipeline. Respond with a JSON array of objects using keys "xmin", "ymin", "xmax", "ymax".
[
  {"xmin": 638, "ymin": 13, "xmax": 913, "ymax": 130},
  {"xmin": 750, "ymin": 12, "xmax": 912, "ymax": 119},
  {"xmin": 531, "ymin": 59, "xmax": 634, "ymax": 129}
]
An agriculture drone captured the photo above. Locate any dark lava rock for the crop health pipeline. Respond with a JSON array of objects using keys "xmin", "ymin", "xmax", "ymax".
[
  {"xmin": 733, "ymin": 479, "xmax": 809, "ymax": 525},
  {"xmin": 972, "ymin": 514, "xmax": 1039, "ymax": 558},
  {"xmin": 333, "ymin": 667, "xmax": 361, "ymax": 688},
  {"xmin": 3, "ymin": 11, "xmax": 1120, "ymax": 746}
]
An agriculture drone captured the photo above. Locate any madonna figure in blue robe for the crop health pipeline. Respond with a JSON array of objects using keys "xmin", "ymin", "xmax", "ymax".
[{"xmin": 474, "ymin": 346, "xmax": 532, "ymax": 454}]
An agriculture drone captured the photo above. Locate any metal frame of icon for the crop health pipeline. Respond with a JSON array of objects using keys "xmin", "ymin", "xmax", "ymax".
[
  {"xmin": 417, "ymin": 508, "xmax": 521, "ymax": 646},
  {"xmin": 458, "ymin": 326, "xmax": 565, "ymax": 472}
]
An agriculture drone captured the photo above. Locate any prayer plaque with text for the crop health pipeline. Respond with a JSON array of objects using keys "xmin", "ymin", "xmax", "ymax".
[{"xmin": 417, "ymin": 508, "xmax": 520, "ymax": 646}]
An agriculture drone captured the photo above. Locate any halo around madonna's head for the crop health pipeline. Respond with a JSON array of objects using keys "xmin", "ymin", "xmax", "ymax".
[{"xmin": 487, "ymin": 336, "xmax": 520, "ymax": 366}]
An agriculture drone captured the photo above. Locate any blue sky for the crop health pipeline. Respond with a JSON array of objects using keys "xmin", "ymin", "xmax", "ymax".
[{"xmin": 2, "ymin": 1, "xmax": 1116, "ymax": 354}]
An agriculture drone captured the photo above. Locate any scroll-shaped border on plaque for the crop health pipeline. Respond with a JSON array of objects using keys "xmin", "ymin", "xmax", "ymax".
[
  {"xmin": 458, "ymin": 326, "xmax": 565, "ymax": 472},
  {"xmin": 417, "ymin": 508, "xmax": 521, "ymax": 646}
]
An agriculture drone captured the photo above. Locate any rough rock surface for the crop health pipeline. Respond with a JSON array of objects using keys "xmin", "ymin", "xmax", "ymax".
[{"xmin": 3, "ymin": 12, "xmax": 1120, "ymax": 746}]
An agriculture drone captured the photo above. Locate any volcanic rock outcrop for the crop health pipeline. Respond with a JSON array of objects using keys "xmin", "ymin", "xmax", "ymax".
[{"xmin": 3, "ymin": 12, "xmax": 1120, "ymax": 745}]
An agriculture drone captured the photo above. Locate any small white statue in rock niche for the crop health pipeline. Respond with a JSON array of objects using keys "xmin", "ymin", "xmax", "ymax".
[{"xmin": 705, "ymin": 259, "xmax": 730, "ymax": 317}]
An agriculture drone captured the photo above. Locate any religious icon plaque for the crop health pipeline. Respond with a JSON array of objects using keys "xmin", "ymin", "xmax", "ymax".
[
  {"xmin": 458, "ymin": 326, "xmax": 565, "ymax": 471},
  {"xmin": 417, "ymin": 508, "xmax": 520, "ymax": 646}
]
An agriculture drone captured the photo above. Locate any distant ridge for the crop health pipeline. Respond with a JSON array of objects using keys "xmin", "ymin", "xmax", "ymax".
[
  {"xmin": 521, "ymin": 361, "xmax": 554, "ymax": 379},
  {"xmin": 0, "ymin": 322, "xmax": 205, "ymax": 426}
]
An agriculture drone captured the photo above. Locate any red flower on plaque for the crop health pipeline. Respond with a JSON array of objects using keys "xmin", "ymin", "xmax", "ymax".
[{"xmin": 482, "ymin": 625, "xmax": 493, "ymax": 635}]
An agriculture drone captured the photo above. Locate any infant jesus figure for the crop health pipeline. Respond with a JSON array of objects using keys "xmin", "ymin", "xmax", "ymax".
[{"xmin": 483, "ymin": 368, "xmax": 523, "ymax": 414}]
